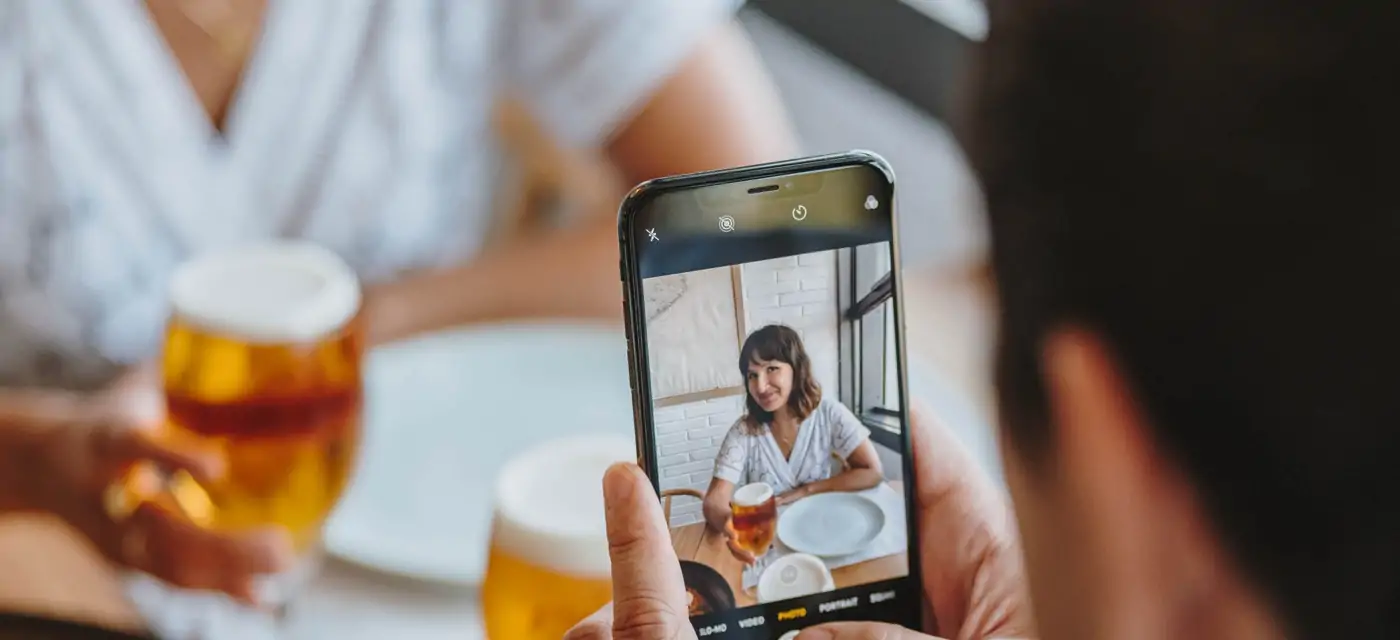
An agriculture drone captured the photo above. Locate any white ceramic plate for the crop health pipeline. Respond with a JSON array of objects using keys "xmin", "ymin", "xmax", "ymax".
[
  {"xmin": 777, "ymin": 493, "xmax": 887, "ymax": 558},
  {"xmin": 322, "ymin": 323, "xmax": 634, "ymax": 585}
]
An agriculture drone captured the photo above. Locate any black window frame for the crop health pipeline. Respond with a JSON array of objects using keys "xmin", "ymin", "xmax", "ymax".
[{"xmin": 836, "ymin": 244, "xmax": 903, "ymax": 451}]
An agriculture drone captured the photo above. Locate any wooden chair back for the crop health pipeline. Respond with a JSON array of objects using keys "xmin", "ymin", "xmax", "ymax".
[{"xmin": 659, "ymin": 489, "xmax": 705, "ymax": 528}]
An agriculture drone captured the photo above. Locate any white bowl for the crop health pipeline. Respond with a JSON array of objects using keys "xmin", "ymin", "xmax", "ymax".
[{"xmin": 757, "ymin": 553, "xmax": 835, "ymax": 603}]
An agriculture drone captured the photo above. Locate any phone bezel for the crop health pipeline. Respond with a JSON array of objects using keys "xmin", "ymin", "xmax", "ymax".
[{"xmin": 617, "ymin": 151, "xmax": 927, "ymax": 635}]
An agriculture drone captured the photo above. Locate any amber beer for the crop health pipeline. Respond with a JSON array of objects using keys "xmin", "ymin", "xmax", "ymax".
[
  {"xmin": 482, "ymin": 436, "xmax": 634, "ymax": 640},
  {"xmin": 731, "ymin": 482, "xmax": 778, "ymax": 557},
  {"xmin": 153, "ymin": 242, "xmax": 364, "ymax": 557}
]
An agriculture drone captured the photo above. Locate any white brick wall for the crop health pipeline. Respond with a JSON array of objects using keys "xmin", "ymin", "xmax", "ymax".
[
  {"xmin": 654, "ymin": 395, "xmax": 745, "ymax": 526},
  {"xmin": 655, "ymin": 251, "xmax": 840, "ymax": 527},
  {"xmin": 744, "ymin": 252, "xmax": 840, "ymax": 396}
]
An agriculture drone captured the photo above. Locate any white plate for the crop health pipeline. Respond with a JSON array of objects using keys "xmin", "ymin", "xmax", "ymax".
[
  {"xmin": 323, "ymin": 323, "xmax": 634, "ymax": 585},
  {"xmin": 777, "ymin": 493, "xmax": 887, "ymax": 557}
]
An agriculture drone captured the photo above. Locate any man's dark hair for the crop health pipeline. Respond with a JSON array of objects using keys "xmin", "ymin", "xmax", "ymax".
[{"xmin": 970, "ymin": 2, "xmax": 1400, "ymax": 637}]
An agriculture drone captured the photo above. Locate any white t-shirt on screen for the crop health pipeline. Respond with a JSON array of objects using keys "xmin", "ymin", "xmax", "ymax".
[{"xmin": 713, "ymin": 396, "xmax": 872, "ymax": 495}]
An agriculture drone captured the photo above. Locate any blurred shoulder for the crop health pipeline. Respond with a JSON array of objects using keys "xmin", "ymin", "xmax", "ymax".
[{"xmin": 817, "ymin": 395, "xmax": 847, "ymax": 416}]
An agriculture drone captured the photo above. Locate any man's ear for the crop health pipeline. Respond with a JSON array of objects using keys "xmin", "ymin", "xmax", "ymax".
[{"xmin": 1041, "ymin": 329, "xmax": 1278, "ymax": 639}]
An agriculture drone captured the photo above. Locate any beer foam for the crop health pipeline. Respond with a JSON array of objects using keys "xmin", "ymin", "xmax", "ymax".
[
  {"xmin": 733, "ymin": 482, "xmax": 774, "ymax": 507},
  {"xmin": 493, "ymin": 435, "xmax": 637, "ymax": 578},
  {"xmin": 170, "ymin": 242, "xmax": 361, "ymax": 344}
]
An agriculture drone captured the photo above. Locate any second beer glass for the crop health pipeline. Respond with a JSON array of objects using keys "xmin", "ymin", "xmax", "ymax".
[{"xmin": 481, "ymin": 436, "xmax": 634, "ymax": 640}]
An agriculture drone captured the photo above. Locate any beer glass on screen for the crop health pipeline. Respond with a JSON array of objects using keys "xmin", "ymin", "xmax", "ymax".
[
  {"xmin": 731, "ymin": 482, "xmax": 778, "ymax": 558},
  {"xmin": 482, "ymin": 436, "xmax": 634, "ymax": 640},
  {"xmin": 155, "ymin": 241, "xmax": 364, "ymax": 602}
]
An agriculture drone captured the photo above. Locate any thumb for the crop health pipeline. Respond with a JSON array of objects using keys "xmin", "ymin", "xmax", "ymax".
[
  {"xmin": 797, "ymin": 622, "xmax": 942, "ymax": 640},
  {"xmin": 602, "ymin": 463, "xmax": 695, "ymax": 640}
]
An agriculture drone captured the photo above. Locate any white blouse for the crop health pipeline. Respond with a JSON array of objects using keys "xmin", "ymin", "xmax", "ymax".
[
  {"xmin": 0, "ymin": 0, "xmax": 738, "ymax": 390},
  {"xmin": 713, "ymin": 396, "xmax": 872, "ymax": 495}
]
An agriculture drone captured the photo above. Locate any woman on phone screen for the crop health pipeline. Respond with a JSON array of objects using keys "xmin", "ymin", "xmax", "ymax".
[{"xmin": 702, "ymin": 324, "xmax": 883, "ymax": 563}]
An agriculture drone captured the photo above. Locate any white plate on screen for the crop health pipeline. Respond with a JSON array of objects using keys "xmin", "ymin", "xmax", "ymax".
[
  {"xmin": 322, "ymin": 323, "xmax": 634, "ymax": 585},
  {"xmin": 777, "ymin": 492, "xmax": 886, "ymax": 558}
]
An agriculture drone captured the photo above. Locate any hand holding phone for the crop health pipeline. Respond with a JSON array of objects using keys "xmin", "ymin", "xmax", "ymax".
[
  {"xmin": 599, "ymin": 153, "xmax": 1033, "ymax": 639},
  {"xmin": 564, "ymin": 409, "xmax": 1033, "ymax": 640},
  {"xmin": 617, "ymin": 153, "xmax": 921, "ymax": 637}
]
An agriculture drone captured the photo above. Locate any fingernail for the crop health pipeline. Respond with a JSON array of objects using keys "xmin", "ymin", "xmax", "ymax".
[
  {"xmin": 603, "ymin": 463, "xmax": 637, "ymax": 506},
  {"xmin": 796, "ymin": 629, "xmax": 834, "ymax": 640}
]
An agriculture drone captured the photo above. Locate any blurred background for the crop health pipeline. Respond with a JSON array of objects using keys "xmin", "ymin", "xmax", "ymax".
[
  {"xmin": 692, "ymin": 1, "xmax": 996, "ymax": 476},
  {"xmin": 0, "ymin": 1, "xmax": 998, "ymax": 638},
  {"xmin": 503, "ymin": 0, "xmax": 998, "ymax": 471}
]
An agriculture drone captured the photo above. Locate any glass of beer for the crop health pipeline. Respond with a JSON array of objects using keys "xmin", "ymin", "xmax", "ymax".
[
  {"xmin": 731, "ymin": 482, "xmax": 778, "ymax": 558},
  {"xmin": 482, "ymin": 435, "xmax": 635, "ymax": 640},
  {"xmin": 151, "ymin": 241, "xmax": 364, "ymax": 602}
]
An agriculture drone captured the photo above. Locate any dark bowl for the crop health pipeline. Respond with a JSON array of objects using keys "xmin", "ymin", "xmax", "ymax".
[{"xmin": 680, "ymin": 560, "xmax": 736, "ymax": 616}]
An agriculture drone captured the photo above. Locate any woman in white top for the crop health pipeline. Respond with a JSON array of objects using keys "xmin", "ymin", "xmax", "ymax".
[
  {"xmin": 0, "ymin": 0, "xmax": 793, "ymax": 601},
  {"xmin": 704, "ymin": 324, "xmax": 884, "ymax": 563}
]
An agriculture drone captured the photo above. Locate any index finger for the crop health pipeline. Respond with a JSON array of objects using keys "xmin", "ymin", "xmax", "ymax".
[
  {"xmin": 98, "ymin": 427, "xmax": 224, "ymax": 486},
  {"xmin": 602, "ymin": 463, "xmax": 691, "ymax": 636},
  {"xmin": 908, "ymin": 403, "xmax": 989, "ymax": 508},
  {"xmin": 907, "ymin": 405, "xmax": 1031, "ymax": 639}
]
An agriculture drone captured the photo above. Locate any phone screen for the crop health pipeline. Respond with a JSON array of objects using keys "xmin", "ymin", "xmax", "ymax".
[{"xmin": 621, "ymin": 155, "xmax": 921, "ymax": 639}]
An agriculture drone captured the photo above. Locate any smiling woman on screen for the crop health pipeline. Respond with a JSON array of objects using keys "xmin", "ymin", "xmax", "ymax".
[{"xmin": 702, "ymin": 324, "xmax": 883, "ymax": 564}]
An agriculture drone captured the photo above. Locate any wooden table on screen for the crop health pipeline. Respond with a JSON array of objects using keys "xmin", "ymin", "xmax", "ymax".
[{"xmin": 670, "ymin": 482, "xmax": 909, "ymax": 607}]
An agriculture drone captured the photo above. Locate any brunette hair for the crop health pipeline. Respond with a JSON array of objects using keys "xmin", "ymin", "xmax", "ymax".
[{"xmin": 738, "ymin": 325, "xmax": 822, "ymax": 433}]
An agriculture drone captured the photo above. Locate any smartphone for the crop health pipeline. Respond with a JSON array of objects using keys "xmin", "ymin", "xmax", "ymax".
[{"xmin": 619, "ymin": 152, "xmax": 922, "ymax": 639}]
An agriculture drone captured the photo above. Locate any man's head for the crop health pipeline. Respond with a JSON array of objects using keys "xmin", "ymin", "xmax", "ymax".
[{"xmin": 972, "ymin": 2, "xmax": 1400, "ymax": 638}]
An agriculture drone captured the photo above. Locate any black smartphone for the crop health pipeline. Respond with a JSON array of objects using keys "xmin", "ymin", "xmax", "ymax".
[{"xmin": 619, "ymin": 152, "xmax": 922, "ymax": 639}]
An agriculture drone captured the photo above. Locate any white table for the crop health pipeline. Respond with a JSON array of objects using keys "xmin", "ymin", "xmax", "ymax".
[{"xmin": 291, "ymin": 561, "xmax": 483, "ymax": 639}]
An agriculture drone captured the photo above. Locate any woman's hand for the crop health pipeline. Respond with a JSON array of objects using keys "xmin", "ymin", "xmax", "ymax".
[
  {"xmin": 566, "ymin": 407, "xmax": 1036, "ymax": 640},
  {"xmin": 14, "ymin": 366, "xmax": 293, "ymax": 604},
  {"xmin": 722, "ymin": 520, "xmax": 758, "ymax": 566},
  {"xmin": 776, "ymin": 484, "xmax": 811, "ymax": 506}
]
